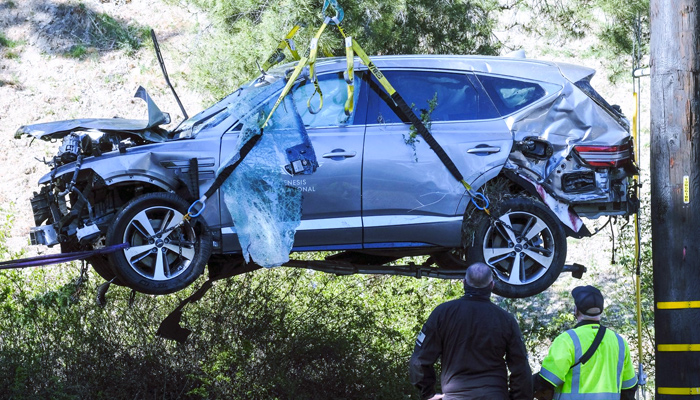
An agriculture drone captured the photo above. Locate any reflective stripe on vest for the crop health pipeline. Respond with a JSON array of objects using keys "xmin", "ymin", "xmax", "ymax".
[
  {"xmin": 554, "ymin": 328, "xmax": 626, "ymax": 399},
  {"xmin": 566, "ymin": 329, "xmax": 582, "ymax": 394},
  {"xmin": 541, "ymin": 368, "xmax": 565, "ymax": 387},
  {"xmin": 622, "ymin": 376, "xmax": 638, "ymax": 388},
  {"xmin": 615, "ymin": 333, "xmax": 624, "ymax": 390}
]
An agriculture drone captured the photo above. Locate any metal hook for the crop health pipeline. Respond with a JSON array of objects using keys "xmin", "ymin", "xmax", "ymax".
[{"xmin": 322, "ymin": 0, "xmax": 344, "ymax": 23}]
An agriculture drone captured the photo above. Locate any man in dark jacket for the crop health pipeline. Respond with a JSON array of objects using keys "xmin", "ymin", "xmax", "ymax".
[{"xmin": 409, "ymin": 262, "xmax": 532, "ymax": 400}]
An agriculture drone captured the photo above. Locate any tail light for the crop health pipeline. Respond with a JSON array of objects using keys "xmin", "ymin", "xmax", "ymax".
[{"xmin": 573, "ymin": 141, "xmax": 632, "ymax": 167}]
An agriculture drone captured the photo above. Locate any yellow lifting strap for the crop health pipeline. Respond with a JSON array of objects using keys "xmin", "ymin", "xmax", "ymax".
[
  {"xmin": 260, "ymin": 1, "xmax": 491, "ymax": 216},
  {"xmin": 262, "ymin": 17, "xmax": 332, "ymax": 127},
  {"xmin": 340, "ymin": 34, "xmax": 490, "ymax": 214},
  {"xmin": 261, "ymin": 24, "xmax": 303, "ymax": 72},
  {"xmin": 343, "ymin": 36, "xmax": 355, "ymax": 115},
  {"xmin": 631, "ymin": 60, "xmax": 649, "ymax": 390},
  {"xmin": 632, "ymin": 90, "xmax": 642, "ymax": 367},
  {"xmin": 262, "ymin": 9, "xmax": 352, "ymax": 125},
  {"xmin": 306, "ymin": 18, "xmax": 330, "ymax": 115},
  {"xmin": 632, "ymin": 87, "xmax": 646, "ymax": 389}
]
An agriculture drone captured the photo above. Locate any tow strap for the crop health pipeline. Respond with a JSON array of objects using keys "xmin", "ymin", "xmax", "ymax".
[
  {"xmin": 0, "ymin": 242, "xmax": 129, "ymax": 270},
  {"xmin": 259, "ymin": 0, "xmax": 490, "ymax": 213},
  {"xmin": 157, "ymin": 258, "xmax": 260, "ymax": 343},
  {"xmin": 181, "ymin": 0, "xmax": 491, "ymax": 224},
  {"xmin": 185, "ymin": 133, "xmax": 263, "ymax": 219},
  {"xmin": 261, "ymin": 24, "xmax": 303, "ymax": 71}
]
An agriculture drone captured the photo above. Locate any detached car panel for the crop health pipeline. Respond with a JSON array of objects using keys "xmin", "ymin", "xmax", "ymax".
[{"xmin": 17, "ymin": 55, "xmax": 637, "ymax": 298}]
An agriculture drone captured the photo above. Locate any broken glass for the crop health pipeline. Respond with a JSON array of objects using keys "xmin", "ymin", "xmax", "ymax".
[{"xmin": 219, "ymin": 80, "xmax": 316, "ymax": 267}]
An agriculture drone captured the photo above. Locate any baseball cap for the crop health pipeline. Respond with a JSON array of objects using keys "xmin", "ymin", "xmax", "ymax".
[{"xmin": 572, "ymin": 285, "xmax": 604, "ymax": 316}]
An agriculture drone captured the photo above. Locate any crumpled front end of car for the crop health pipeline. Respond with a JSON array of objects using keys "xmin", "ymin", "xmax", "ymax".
[{"xmin": 18, "ymin": 87, "xmax": 178, "ymax": 249}]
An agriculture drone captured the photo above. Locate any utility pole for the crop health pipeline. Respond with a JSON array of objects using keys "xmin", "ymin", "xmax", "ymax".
[{"xmin": 650, "ymin": 1, "xmax": 700, "ymax": 398}]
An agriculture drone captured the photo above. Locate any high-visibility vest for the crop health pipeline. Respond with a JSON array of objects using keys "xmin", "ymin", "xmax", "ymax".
[{"xmin": 540, "ymin": 322, "xmax": 638, "ymax": 399}]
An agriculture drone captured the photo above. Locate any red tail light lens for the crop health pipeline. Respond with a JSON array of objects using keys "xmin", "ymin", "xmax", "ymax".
[{"xmin": 574, "ymin": 142, "xmax": 632, "ymax": 167}]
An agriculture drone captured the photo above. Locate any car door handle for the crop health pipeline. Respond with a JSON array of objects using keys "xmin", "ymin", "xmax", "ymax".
[
  {"xmin": 467, "ymin": 146, "xmax": 501, "ymax": 154},
  {"xmin": 322, "ymin": 150, "xmax": 357, "ymax": 159}
]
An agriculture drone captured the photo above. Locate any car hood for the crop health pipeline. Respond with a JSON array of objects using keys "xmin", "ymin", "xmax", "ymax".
[{"xmin": 14, "ymin": 86, "xmax": 170, "ymax": 142}]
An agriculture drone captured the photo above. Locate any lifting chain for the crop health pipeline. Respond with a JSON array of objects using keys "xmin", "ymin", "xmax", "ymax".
[{"xmin": 70, "ymin": 260, "xmax": 89, "ymax": 302}]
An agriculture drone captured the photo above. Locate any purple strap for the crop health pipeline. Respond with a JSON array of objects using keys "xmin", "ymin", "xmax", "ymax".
[{"xmin": 0, "ymin": 243, "xmax": 129, "ymax": 270}]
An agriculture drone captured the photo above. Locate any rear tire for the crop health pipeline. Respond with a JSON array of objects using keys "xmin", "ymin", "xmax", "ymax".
[
  {"xmin": 106, "ymin": 192, "xmax": 212, "ymax": 295},
  {"xmin": 434, "ymin": 197, "xmax": 566, "ymax": 298}
]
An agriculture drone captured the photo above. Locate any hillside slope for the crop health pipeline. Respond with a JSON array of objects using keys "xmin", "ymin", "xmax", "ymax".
[{"xmin": 0, "ymin": 0, "xmax": 208, "ymax": 253}]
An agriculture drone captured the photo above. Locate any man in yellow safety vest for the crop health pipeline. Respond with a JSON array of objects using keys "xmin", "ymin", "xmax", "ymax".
[{"xmin": 533, "ymin": 285, "xmax": 638, "ymax": 400}]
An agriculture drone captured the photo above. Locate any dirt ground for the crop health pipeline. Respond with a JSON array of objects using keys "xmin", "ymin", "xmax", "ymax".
[{"xmin": 0, "ymin": 0, "xmax": 209, "ymax": 254}]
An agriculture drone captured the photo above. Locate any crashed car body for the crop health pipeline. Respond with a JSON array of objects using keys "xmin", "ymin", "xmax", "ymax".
[{"xmin": 16, "ymin": 55, "xmax": 636, "ymax": 298}]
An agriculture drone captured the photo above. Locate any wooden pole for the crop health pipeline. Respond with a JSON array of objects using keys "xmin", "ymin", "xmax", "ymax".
[{"xmin": 650, "ymin": 0, "xmax": 700, "ymax": 397}]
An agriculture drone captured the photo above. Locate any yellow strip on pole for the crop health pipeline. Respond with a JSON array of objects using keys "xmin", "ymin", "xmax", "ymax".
[
  {"xmin": 658, "ymin": 344, "xmax": 700, "ymax": 351},
  {"xmin": 657, "ymin": 301, "xmax": 700, "ymax": 309},
  {"xmin": 657, "ymin": 387, "xmax": 700, "ymax": 395}
]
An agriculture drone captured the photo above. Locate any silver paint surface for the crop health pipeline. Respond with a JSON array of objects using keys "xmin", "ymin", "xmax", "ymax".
[{"xmin": 22, "ymin": 54, "xmax": 633, "ymax": 256}]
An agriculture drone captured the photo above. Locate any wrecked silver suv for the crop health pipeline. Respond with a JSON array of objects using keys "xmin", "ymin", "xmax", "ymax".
[{"xmin": 16, "ymin": 55, "xmax": 637, "ymax": 298}]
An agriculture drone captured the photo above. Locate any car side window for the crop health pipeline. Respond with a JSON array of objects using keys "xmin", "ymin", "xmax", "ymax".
[
  {"xmin": 292, "ymin": 72, "xmax": 359, "ymax": 127},
  {"xmin": 366, "ymin": 70, "xmax": 499, "ymax": 124},
  {"xmin": 475, "ymin": 74, "xmax": 547, "ymax": 115}
]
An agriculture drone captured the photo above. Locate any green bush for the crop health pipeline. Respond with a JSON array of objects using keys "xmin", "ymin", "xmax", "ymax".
[
  {"xmin": 171, "ymin": 0, "xmax": 501, "ymax": 100},
  {"xmin": 92, "ymin": 12, "xmax": 150, "ymax": 55},
  {"xmin": 53, "ymin": 4, "xmax": 150, "ymax": 58},
  {"xmin": 67, "ymin": 44, "xmax": 87, "ymax": 59},
  {"xmin": 0, "ymin": 32, "xmax": 17, "ymax": 48},
  {"xmin": 0, "ymin": 257, "xmax": 460, "ymax": 399}
]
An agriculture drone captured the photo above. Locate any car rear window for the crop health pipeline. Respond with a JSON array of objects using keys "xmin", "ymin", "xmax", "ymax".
[
  {"xmin": 574, "ymin": 77, "xmax": 627, "ymax": 124},
  {"xmin": 365, "ymin": 70, "xmax": 500, "ymax": 124},
  {"xmin": 476, "ymin": 74, "xmax": 547, "ymax": 115}
]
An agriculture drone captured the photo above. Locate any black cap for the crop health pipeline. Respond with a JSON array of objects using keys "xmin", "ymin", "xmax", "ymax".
[{"xmin": 572, "ymin": 285, "xmax": 604, "ymax": 316}]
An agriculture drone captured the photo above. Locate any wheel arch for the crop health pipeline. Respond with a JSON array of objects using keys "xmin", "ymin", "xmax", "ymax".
[
  {"xmin": 105, "ymin": 191, "xmax": 213, "ymax": 295},
  {"xmin": 436, "ymin": 195, "xmax": 568, "ymax": 298},
  {"xmin": 99, "ymin": 170, "xmax": 178, "ymax": 193},
  {"xmin": 456, "ymin": 169, "xmax": 533, "ymax": 216},
  {"xmin": 480, "ymin": 170, "xmax": 591, "ymax": 238},
  {"xmin": 84, "ymin": 177, "xmax": 198, "ymax": 241}
]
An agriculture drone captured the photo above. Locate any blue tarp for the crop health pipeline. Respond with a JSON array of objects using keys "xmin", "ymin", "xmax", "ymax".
[{"xmin": 219, "ymin": 80, "xmax": 316, "ymax": 267}]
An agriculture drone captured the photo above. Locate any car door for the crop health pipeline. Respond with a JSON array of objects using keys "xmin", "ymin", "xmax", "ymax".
[
  {"xmin": 362, "ymin": 69, "xmax": 512, "ymax": 248},
  {"xmin": 220, "ymin": 71, "xmax": 367, "ymax": 251}
]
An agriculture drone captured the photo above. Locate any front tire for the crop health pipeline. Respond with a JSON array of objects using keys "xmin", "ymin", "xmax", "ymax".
[
  {"xmin": 106, "ymin": 192, "xmax": 212, "ymax": 295},
  {"xmin": 435, "ymin": 197, "xmax": 566, "ymax": 298}
]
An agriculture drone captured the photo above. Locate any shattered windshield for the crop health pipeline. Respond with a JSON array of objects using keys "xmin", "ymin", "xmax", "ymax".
[
  {"xmin": 171, "ymin": 74, "xmax": 284, "ymax": 139},
  {"xmin": 170, "ymin": 89, "xmax": 244, "ymax": 139}
]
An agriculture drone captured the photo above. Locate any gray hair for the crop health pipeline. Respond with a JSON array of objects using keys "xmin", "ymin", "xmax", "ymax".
[
  {"xmin": 465, "ymin": 262, "xmax": 493, "ymax": 288},
  {"xmin": 575, "ymin": 307, "xmax": 603, "ymax": 322}
]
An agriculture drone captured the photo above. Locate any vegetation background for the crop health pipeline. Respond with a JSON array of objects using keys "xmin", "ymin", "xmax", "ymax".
[{"xmin": 0, "ymin": 0, "xmax": 653, "ymax": 398}]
